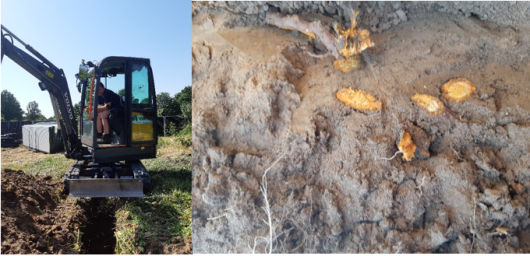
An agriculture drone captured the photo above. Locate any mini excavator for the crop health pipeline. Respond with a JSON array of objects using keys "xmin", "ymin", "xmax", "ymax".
[{"xmin": 1, "ymin": 25, "xmax": 158, "ymax": 197}]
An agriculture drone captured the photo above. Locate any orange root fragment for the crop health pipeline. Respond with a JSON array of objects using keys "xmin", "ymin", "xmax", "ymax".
[
  {"xmin": 336, "ymin": 87, "xmax": 382, "ymax": 112},
  {"xmin": 398, "ymin": 130, "xmax": 416, "ymax": 161},
  {"xmin": 442, "ymin": 78, "xmax": 476, "ymax": 102},
  {"xmin": 412, "ymin": 94, "xmax": 444, "ymax": 115}
]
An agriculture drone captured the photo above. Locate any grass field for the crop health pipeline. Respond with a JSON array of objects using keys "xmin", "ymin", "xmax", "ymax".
[
  {"xmin": 1, "ymin": 131, "xmax": 192, "ymax": 254},
  {"xmin": 114, "ymin": 134, "xmax": 192, "ymax": 254}
]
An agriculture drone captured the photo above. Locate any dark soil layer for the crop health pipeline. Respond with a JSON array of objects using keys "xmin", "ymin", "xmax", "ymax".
[
  {"xmin": 80, "ymin": 199, "xmax": 117, "ymax": 254},
  {"xmin": 1, "ymin": 169, "xmax": 86, "ymax": 254}
]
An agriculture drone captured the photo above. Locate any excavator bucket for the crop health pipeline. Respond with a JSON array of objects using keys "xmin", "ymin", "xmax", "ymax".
[{"xmin": 64, "ymin": 160, "xmax": 150, "ymax": 198}]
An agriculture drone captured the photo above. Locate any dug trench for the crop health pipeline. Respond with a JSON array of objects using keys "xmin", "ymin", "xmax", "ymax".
[
  {"xmin": 78, "ymin": 199, "xmax": 117, "ymax": 254},
  {"xmin": 192, "ymin": 3, "xmax": 530, "ymax": 254},
  {"xmin": 0, "ymin": 168, "xmax": 119, "ymax": 254}
]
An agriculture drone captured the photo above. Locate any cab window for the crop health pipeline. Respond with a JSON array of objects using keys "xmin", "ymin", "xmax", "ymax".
[{"xmin": 131, "ymin": 63, "xmax": 152, "ymax": 108}]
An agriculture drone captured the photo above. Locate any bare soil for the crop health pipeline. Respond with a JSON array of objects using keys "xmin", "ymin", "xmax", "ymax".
[
  {"xmin": 1, "ymin": 169, "xmax": 85, "ymax": 254},
  {"xmin": 192, "ymin": 7, "xmax": 530, "ymax": 254}
]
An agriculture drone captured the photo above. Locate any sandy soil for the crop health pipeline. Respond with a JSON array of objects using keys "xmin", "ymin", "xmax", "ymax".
[{"xmin": 192, "ymin": 7, "xmax": 530, "ymax": 254}]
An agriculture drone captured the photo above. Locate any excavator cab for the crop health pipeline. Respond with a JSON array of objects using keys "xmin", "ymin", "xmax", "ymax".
[
  {"xmin": 1, "ymin": 24, "xmax": 157, "ymax": 197},
  {"xmin": 65, "ymin": 57, "xmax": 158, "ymax": 197},
  {"xmin": 78, "ymin": 57, "xmax": 157, "ymax": 152}
]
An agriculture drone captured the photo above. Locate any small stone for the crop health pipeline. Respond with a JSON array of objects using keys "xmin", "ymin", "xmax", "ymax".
[
  {"xmin": 396, "ymin": 9, "xmax": 407, "ymax": 21},
  {"xmin": 236, "ymin": 172, "xmax": 247, "ymax": 181}
]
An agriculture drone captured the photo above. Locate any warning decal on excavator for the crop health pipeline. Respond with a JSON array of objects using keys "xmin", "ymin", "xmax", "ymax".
[
  {"xmin": 132, "ymin": 112, "xmax": 154, "ymax": 141},
  {"xmin": 46, "ymin": 70, "xmax": 54, "ymax": 79}
]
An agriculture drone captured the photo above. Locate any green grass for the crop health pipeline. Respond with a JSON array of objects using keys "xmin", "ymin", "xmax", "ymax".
[
  {"xmin": 1, "ymin": 155, "xmax": 74, "ymax": 180},
  {"xmin": 115, "ymin": 136, "xmax": 192, "ymax": 254}
]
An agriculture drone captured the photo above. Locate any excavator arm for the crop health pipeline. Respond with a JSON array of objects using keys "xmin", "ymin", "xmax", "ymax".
[{"xmin": 1, "ymin": 25, "xmax": 83, "ymax": 159}]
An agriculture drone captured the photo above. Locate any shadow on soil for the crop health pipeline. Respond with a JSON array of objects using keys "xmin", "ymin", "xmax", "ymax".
[{"xmin": 80, "ymin": 198, "xmax": 117, "ymax": 254}]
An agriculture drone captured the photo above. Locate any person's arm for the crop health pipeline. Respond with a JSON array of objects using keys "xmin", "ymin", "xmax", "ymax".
[{"xmin": 97, "ymin": 102, "xmax": 111, "ymax": 112}]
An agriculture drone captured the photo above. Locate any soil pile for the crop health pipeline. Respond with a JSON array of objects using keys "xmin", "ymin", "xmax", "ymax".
[
  {"xmin": 1, "ymin": 169, "xmax": 86, "ymax": 254},
  {"xmin": 192, "ymin": 5, "xmax": 530, "ymax": 254}
]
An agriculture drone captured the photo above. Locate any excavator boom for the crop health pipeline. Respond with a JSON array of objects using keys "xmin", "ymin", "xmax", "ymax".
[{"xmin": 1, "ymin": 25, "xmax": 82, "ymax": 159}]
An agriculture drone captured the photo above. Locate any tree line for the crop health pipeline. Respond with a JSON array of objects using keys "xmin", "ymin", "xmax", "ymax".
[
  {"xmin": 1, "ymin": 90, "xmax": 52, "ymax": 121},
  {"xmin": 1, "ymin": 86, "xmax": 192, "ymax": 122}
]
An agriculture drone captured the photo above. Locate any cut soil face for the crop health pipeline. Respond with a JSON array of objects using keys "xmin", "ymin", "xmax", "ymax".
[
  {"xmin": 1, "ymin": 169, "xmax": 86, "ymax": 254},
  {"xmin": 79, "ymin": 198, "xmax": 117, "ymax": 254},
  {"xmin": 192, "ymin": 7, "xmax": 530, "ymax": 254}
]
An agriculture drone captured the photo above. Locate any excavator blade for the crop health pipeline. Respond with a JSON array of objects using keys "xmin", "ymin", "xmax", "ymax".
[
  {"xmin": 64, "ymin": 160, "xmax": 150, "ymax": 198},
  {"xmin": 68, "ymin": 178, "xmax": 144, "ymax": 197}
]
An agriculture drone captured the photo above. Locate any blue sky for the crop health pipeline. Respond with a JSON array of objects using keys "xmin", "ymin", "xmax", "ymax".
[{"xmin": 1, "ymin": 0, "xmax": 191, "ymax": 118}]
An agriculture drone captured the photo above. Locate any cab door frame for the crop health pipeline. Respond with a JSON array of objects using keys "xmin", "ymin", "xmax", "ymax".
[{"xmin": 126, "ymin": 58, "xmax": 158, "ymax": 147}]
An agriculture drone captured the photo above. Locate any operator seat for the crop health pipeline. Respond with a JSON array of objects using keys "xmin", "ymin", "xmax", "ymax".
[{"xmin": 108, "ymin": 95, "xmax": 126, "ymax": 140}]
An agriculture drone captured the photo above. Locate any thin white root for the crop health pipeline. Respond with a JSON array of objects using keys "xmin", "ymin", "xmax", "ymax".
[
  {"xmin": 486, "ymin": 232, "xmax": 499, "ymax": 237},
  {"xmin": 470, "ymin": 196, "xmax": 477, "ymax": 253},
  {"xmin": 380, "ymin": 151, "xmax": 402, "ymax": 161},
  {"xmin": 249, "ymin": 236, "xmax": 269, "ymax": 254},
  {"xmin": 207, "ymin": 213, "xmax": 229, "ymax": 221},
  {"xmin": 261, "ymin": 151, "xmax": 287, "ymax": 254},
  {"xmin": 305, "ymin": 51, "xmax": 333, "ymax": 59},
  {"xmin": 450, "ymin": 147, "xmax": 464, "ymax": 161}
]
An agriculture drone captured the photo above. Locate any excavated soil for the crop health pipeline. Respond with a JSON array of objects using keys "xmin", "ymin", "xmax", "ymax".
[
  {"xmin": 192, "ymin": 6, "xmax": 530, "ymax": 254},
  {"xmin": 1, "ymin": 169, "xmax": 86, "ymax": 254}
]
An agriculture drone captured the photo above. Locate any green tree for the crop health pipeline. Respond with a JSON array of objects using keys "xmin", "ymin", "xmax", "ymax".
[
  {"xmin": 165, "ymin": 98, "xmax": 180, "ymax": 116},
  {"xmin": 1, "ymin": 90, "xmax": 24, "ymax": 121},
  {"xmin": 25, "ymin": 101, "xmax": 43, "ymax": 121},
  {"xmin": 73, "ymin": 102, "xmax": 82, "ymax": 121},
  {"xmin": 176, "ymin": 86, "xmax": 192, "ymax": 104},
  {"xmin": 74, "ymin": 102, "xmax": 81, "ymax": 115},
  {"xmin": 181, "ymin": 102, "xmax": 192, "ymax": 122},
  {"xmin": 156, "ymin": 92, "xmax": 173, "ymax": 116},
  {"xmin": 117, "ymin": 89, "xmax": 125, "ymax": 97},
  {"xmin": 166, "ymin": 85, "xmax": 192, "ymax": 117},
  {"xmin": 36, "ymin": 114, "xmax": 47, "ymax": 121}
]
